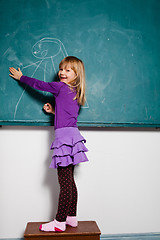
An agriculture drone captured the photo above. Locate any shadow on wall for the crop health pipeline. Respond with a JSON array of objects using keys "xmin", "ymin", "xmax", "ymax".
[{"xmin": 42, "ymin": 127, "xmax": 59, "ymax": 220}]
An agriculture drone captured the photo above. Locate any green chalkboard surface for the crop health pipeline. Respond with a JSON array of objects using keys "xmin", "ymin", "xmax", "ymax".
[{"xmin": 0, "ymin": 0, "xmax": 160, "ymax": 127}]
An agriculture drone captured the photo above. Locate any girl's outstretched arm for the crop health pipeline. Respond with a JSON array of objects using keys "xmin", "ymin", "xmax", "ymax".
[
  {"xmin": 9, "ymin": 67, "xmax": 23, "ymax": 80},
  {"xmin": 43, "ymin": 103, "xmax": 55, "ymax": 114},
  {"xmin": 9, "ymin": 69, "xmax": 61, "ymax": 97}
]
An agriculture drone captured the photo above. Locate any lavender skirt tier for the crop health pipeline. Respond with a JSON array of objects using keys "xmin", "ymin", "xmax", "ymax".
[{"xmin": 49, "ymin": 127, "xmax": 89, "ymax": 168}]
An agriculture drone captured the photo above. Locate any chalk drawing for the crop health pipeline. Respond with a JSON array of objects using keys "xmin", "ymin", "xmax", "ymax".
[
  {"xmin": 14, "ymin": 37, "xmax": 68, "ymax": 120},
  {"xmin": 145, "ymin": 106, "xmax": 148, "ymax": 120},
  {"xmin": 13, "ymin": 37, "xmax": 88, "ymax": 120}
]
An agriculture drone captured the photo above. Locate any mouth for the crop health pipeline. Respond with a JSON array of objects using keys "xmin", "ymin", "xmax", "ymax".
[{"xmin": 60, "ymin": 76, "xmax": 67, "ymax": 80}]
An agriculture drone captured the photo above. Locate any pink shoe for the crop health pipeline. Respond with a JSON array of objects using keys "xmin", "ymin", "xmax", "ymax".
[
  {"xmin": 66, "ymin": 216, "xmax": 78, "ymax": 227},
  {"xmin": 39, "ymin": 220, "xmax": 66, "ymax": 232}
]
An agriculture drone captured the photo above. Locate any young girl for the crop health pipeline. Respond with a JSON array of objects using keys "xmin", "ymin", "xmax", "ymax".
[{"xmin": 9, "ymin": 56, "xmax": 88, "ymax": 232}]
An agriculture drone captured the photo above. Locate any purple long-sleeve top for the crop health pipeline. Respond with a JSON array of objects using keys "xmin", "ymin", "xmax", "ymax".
[{"xmin": 20, "ymin": 76, "xmax": 80, "ymax": 129}]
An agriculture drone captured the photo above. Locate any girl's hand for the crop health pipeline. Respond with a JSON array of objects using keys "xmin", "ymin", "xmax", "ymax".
[
  {"xmin": 43, "ymin": 103, "xmax": 55, "ymax": 115},
  {"xmin": 9, "ymin": 67, "xmax": 23, "ymax": 80}
]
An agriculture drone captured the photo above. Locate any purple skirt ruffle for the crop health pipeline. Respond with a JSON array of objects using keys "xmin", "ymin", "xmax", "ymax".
[{"xmin": 49, "ymin": 127, "xmax": 88, "ymax": 168}]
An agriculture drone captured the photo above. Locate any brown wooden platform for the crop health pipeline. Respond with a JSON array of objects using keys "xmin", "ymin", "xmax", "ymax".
[{"xmin": 24, "ymin": 221, "xmax": 101, "ymax": 240}]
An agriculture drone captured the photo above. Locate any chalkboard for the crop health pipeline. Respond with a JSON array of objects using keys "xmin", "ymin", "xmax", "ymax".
[{"xmin": 0, "ymin": 0, "xmax": 160, "ymax": 127}]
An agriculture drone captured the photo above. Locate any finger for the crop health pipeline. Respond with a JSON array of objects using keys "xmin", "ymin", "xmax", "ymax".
[
  {"xmin": 9, "ymin": 73, "xmax": 16, "ymax": 77},
  {"xmin": 43, "ymin": 105, "xmax": 49, "ymax": 110},
  {"xmin": 9, "ymin": 67, "xmax": 16, "ymax": 72},
  {"xmin": 45, "ymin": 103, "xmax": 50, "ymax": 108},
  {"xmin": 9, "ymin": 68, "xmax": 13, "ymax": 73},
  {"xmin": 9, "ymin": 67, "xmax": 16, "ymax": 74},
  {"xmin": 9, "ymin": 74, "xmax": 16, "ymax": 79}
]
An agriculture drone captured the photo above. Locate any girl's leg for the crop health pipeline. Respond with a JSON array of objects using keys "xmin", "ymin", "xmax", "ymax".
[
  {"xmin": 56, "ymin": 164, "xmax": 74, "ymax": 222},
  {"xmin": 56, "ymin": 164, "xmax": 78, "ymax": 227},
  {"xmin": 68, "ymin": 165, "xmax": 78, "ymax": 216},
  {"xmin": 66, "ymin": 165, "xmax": 78, "ymax": 227},
  {"xmin": 40, "ymin": 164, "xmax": 73, "ymax": 232}
]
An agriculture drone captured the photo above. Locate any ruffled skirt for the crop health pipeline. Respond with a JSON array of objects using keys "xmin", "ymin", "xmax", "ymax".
[{"xmin": 49, "ymin": 127, "xmax": 88, "ymax": 168}]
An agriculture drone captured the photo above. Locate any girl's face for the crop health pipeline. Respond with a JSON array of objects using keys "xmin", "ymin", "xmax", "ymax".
[{"xmin": 58, "ymin": 64, "xmax": 77, "ymax": 84}]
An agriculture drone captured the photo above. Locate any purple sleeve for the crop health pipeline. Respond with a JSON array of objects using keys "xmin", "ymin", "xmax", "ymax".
[{"xmin": 20, "ymin": 75, "xmax": 61, "ymax": 97}]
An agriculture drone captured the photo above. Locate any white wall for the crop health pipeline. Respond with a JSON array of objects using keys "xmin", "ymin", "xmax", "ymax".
[{"xmin": 0, "ymin": 126, "xmax": 160, "ymax": 238}]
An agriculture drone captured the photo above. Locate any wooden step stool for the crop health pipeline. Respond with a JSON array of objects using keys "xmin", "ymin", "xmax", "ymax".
[{"xmin": 24, "ymin": 221, "xmax": 101, "ymax": 240}]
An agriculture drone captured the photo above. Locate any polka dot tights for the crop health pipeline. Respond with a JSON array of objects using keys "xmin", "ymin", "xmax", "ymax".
[{"xmin": 56, "ymin": 164, "xmax": 78, "ymax": 222}]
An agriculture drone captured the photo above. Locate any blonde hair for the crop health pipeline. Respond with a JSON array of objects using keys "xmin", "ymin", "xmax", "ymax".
[{"xmin": 59, "ymin": 56, "xmax": 86, "ymax": 106}]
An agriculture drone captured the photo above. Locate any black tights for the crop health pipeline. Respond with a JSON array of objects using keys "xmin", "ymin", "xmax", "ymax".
[{"xmin": 56, "ymin": 164, "xmax": 78, "ymax": 222}]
